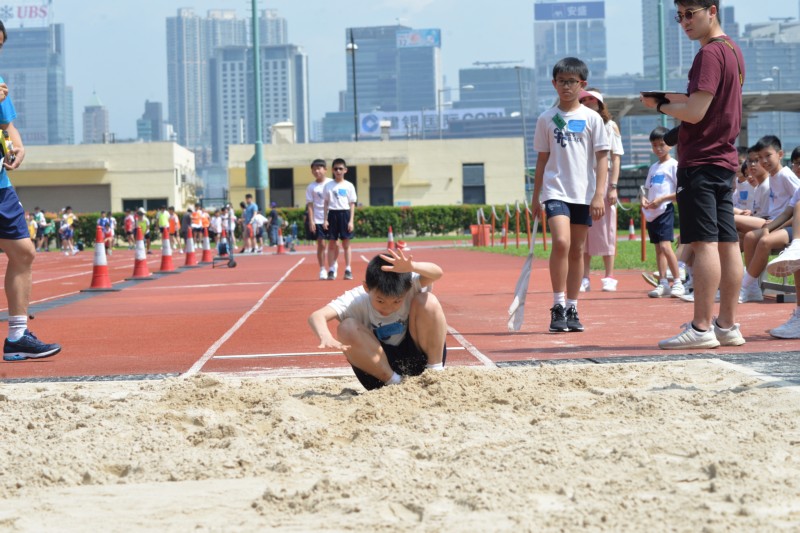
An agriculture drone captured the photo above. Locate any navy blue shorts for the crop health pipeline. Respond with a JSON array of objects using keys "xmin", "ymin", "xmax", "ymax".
[
  {"xmin": 0, "ymin": 188, "xmax": 30, "ymax": 240},
  {"xmin": 544, "ymin": 199, "xmax": 592, "ymax": 226},
  {"xmin": 327, "ymin": 210, "xmax": 354, "ymax": 241},
  {"xmin": 314, "ymin": 225, "xmax": 329, "ymax": 241},
  {"xmin": 647, "ymin": 204, "xmax": 675, "ymax": 244},
  {"xmin": 677, "ymin": 165, "xmax": 737, "ymax": 243},
  {"xmin": 351, "ymin": 333, "xmax": 448, "ymax": 391}
]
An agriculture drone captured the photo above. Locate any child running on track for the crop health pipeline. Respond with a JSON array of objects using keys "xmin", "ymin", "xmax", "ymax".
[{"xmin": 308, "ymin": 249, "xmax": 447, "ymax": 390}]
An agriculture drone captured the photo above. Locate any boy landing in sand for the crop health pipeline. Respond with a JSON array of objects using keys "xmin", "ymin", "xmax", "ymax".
[{"xmin": 308, "ymin": 249, "xmax": 447, "ymax": 390}]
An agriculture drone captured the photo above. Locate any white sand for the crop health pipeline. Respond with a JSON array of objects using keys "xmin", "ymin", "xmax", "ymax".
[{"xmin": 1, "ymin": 360, "xmax": 799, "ymax": 532}]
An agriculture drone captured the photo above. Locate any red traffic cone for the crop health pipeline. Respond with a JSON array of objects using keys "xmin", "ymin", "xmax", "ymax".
[
  {"xmin": 218, "ymin": 229, "xmax": 229, "ymax": 257},
  {"xmin": 127, "ymin": 227, "xmax": 152, "ymax": 279},
  {"xmin": 184, "ymin": 227, "xmax": 199, "ymax": 267},
  {"xmin": 201, "ymin": 227, "xmax": 214, "ymax": 263},
  {"xmin": 82, "ymin": 226, "xmax": 120, "ymax": 292},
  {"xmin": 628, "ymin": 217, "xmax": 636, "ymax": 241},
  {"xmin": 387, "ymin": 225, "xmax": 395, "ymax": 250},
  {"xmin": 159, "ymin": 227, "xmax": 179, "ymax": 274},
  {"xmin": 276, "ymin": 227, "xmax": 286, "ymax": 254}
]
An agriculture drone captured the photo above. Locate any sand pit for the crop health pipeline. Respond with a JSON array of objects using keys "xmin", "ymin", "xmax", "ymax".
[{"xmin": 1, "ymin": 359, "xmax": 799, "ymax": 531}]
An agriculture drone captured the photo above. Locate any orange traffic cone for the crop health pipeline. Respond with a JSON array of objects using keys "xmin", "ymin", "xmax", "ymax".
[
  {"xmin": 127, "ymin": 227, "xmax": 152, "ymax": 280},
  {"xmin": 201, "ymin": 227, "xmax": 214, "ymax": 263},
  {"xmin": 183, "ymin": 227, "xmax": 199, "ymax": 267},
  {"xmin": 387, "ymin": 225, "xmax": 395, "ymax": 250},
  {"xmin": 276, "ymin": 227, "xmax": 286, "ymax": 254},
  {"xmin": 218, "ymin": 229, "xmax": 229, "ymax": 257},
  {"xmin": 628, "ymin": 217, "xmax": 636, "ymax": 241},
  {"xmin": 159, "ymin": 227, "xmax": 179, "ymax": 274},
  {"xmin": 82, "ymin": 226, "xmax": 120, "ymax": 292}
]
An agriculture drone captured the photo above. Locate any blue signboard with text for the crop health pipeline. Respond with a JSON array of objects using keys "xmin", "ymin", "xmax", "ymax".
[{"xmin": 534, "ymin": 1, "xmax": 604, "ymax": 21}]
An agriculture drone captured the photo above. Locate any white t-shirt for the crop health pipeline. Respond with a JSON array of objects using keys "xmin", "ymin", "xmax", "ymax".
[
  {"xmin": 733, "ymin": 178, "xmax": 755, "ymax": 211},
  {"xmin": 324, "ymin": 179, "xmax": 357, "ymax": 211},
  {"xmin": 251, "ymin": 213, "xmax": 268, "ymax": 231},
  {"xmin": 327, "ymin": 274, "xmax": 423, "ymax": 347},
  {"xmin": 533, "ymin": 104, "xmax": 610, "ymax": 204},
  {"xmin": 306, "ymin": 177, "xmax": 332, "ymax": 224},
  {"xmin": 607, "ymin": 120, "xmax": 624, "ymax": 165},
  {"xmin": 768, "ymin": 166, "xmax": 800, "ymax": 219},
  {"xmin": 211, "ymin": 215, "xmax": 222, "ymax": 234},
  {"xmin": 751, "ymin": 178, "xmax": 770, "ymax": 218},
  {"xmin": 643, "ymin": 158, "xmax": 678, "ymax": 222}
]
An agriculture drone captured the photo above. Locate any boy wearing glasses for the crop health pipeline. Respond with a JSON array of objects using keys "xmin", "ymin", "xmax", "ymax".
[
  {"xmin": 323, "ymin": 158, "xmax": 357, "ymax": 280},
  {"xmin": 532, "ymin": 57, "xmax": 609, "ymax": 333},
  {"xmin": 641, "ymin": 0, "xmax": 746, "ymax": 349}
]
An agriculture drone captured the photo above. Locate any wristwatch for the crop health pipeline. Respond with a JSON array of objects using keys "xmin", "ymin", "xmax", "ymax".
[{"xmin": 609, "ymin": 183, "xmax": 618, "ymax": 189}]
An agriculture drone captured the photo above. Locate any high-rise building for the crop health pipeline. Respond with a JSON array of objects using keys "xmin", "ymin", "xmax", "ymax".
[
  {"xmin": 457, "ymin": 65, "xmax": 536, "ymax": 117},
  {"xmin": 533, "ymin": 1, "xmax": 607, "ymax": 101},
  {"xmin": 260, "ymin": 9, "xmax": 288, "ymax": 45},
  {"xmin": 209, "ymin": 44, "xmax": 309, "ymax": 164},
  {"xmin": 82, "ymin": 92, "xmax": 109, "ymax": 144},
  {"xmin": 3, "ymin": 19, "xmax": 73, "ymax": 145},
  {"xmin": 136, "ymin": 100, "xmax": 164, "ymax": 142},
  {"xmin": 166, "ymin": 9, "xmax": 247, "ymax": 160}
]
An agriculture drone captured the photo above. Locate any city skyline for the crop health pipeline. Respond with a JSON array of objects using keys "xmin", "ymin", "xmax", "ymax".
[{"xmin": 30, "ymin": 0, "xmax": 800, "ymax": 142}]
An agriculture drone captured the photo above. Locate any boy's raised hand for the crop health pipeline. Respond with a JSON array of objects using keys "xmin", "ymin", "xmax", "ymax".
[{"xmin": 379, "ymin": 248, "xmax": 413, "ymax": 273}]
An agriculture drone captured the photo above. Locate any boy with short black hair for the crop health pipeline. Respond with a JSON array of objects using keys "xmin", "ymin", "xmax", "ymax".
[
  {"xmin": 323, "ymin": 158, "xmax": 357, "ymax": 280},
  {"xmin": 308, "ymin": 249, "xmax": 447, "ymax": 390},
  {"xmin": 531, "ymin": 56, "xmax": 609, "ymax": 333},
  {"xmin": 643, "ymin": 126, "xmax": 683, "ymax": 298},
  {"xmin": 306, "ymin": 158, "xmax": 332, "ymax": 280}
]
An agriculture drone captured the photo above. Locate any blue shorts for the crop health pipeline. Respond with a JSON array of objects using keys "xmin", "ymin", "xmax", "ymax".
[
  {"xmin": 351, "ymin": 333, "xmax": 448, "ymax": 391},
  {"xmin": 314, "ymin": 225, "xmax": 329, "ymax": 241},
  {"xmin": 543, "ymin": 199, "xmax": 592, "ymax": 226},
  {"xmin": 647, "ymin": 204, "xmax": 675, "ymax": 244},
  {"xmin": 0, "ymin": 187, "xmax": 31, "ymax": 240},
  {"xmin": 327, "ymin": 210, "xmax": 354, "ymax": 241}
]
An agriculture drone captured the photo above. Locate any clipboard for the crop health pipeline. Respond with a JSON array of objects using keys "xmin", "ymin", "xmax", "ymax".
[{"xmin": 640, "ymin": 91, "xmax": 689, "ymax": 104}]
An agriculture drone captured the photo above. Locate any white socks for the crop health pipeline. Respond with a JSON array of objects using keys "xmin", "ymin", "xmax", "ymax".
[
  {"xmin": 425, "ymin": 362, "xmax": 444, "ymax": 371},
  {"xmin": 553, "ymin": 292, "xmax": 565, "ymax": 307},
  {"xmin": 384, "ymin": 372, "xmax": 402, "ymax": 385},
  {"xmin": 742, "ymin": 272, "xmax": 757, "ymax": 288},
  {"xmin": 566, "ymin": 299, "xmax": 578, "ymax": 310},
  {"xmin": 8, "ymin": 315, "xmax": 26, "ymax": 342}
]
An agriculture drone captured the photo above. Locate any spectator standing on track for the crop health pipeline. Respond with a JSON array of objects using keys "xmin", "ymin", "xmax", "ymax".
[
  {"xmin": 168, "ymin": 206, "xmax": 180, "ymax": 251},
  {"xmin": 0, "ymin": 21, "xmax": 61, "ymax": 361},
  {"xmin": 531, "ymin": 57, "xmax": 609, "ymax": 333},
  {"xmin": 266, "ymin": 201, "xmax": 284, "ymax": 248},
  {"xmin": 578, "ymin": 88, "xmax": 624, "ymax": 293},
  {"xmin": 642, "ymin": 126, "xmax": 684, "ymax": 299},
  {"xmin": 252, "ymin": 210, "xmax": 268, "ymax": 253},
  {"xmin": 60, "ymin": 206, "xmax": 77, "ymax": 256},
  {"xmin": 641, "ymin": 0, "xmax": 746, "ymax": 349},
  {"xmin": 242, "ymin": 193, "xmax": 258, "ymax": 253},
  {"xmin": 135, "ymin": 207, "xmax": 151, "ymax": 254},
  {"xmin": 157, "ymin": 206, "xmax": 169, "ymax": 248},
  {"xmin": 180, "ymin": 207, "xmax": 192, "ymax": 254},
  {"xmin": 306, "ymin": 158, "xmax": 333, "ymax": 280},
  {"xmin": 308, "ymin": 249, "xmax": 447, "ymax": 390},
  {"xmin": 123, "ymin": 208, "xmax": 135, "ymax": 249},
  {"xmin": 33, "ymin": 206, "xmax": 46, "ymax": 252},
  {"xmin": 323, "ymin": 158, "xmax": 357, "ymax": 281},
  {"xmin": 191, "ymin": 203, "xmax": 203, "ymax": 249}
]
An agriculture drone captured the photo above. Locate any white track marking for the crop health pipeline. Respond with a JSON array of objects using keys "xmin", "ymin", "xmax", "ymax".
[
  {"xmin": 209, "ymin": 368, "xmax": 354, "ymax": 380},
  {"xmin": 213, "ymin": 346, "xmax": 467, "ymax": 360},
  {"xmin": 182, "ymin": 258, "xmax": 306, "ymax": 377},
  {"xmin": 360, "ymin": 255, "xmax": 369, "ymax": 263},
  {"xmin": 447, "ymin": 325, "xmax": 496, "ymax": 367},
  {"xmin": 138, "ymin": 282, "xmax": 271, "ymax": 290},
  {"xmin": 711, "ymin": 358, "xmax": 800, "ymax": 394}
]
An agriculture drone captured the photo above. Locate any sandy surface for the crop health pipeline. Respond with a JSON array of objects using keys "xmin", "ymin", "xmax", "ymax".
[{"xmin": 1, "ymin": 360, "xmax": 799, "ymax": 532}]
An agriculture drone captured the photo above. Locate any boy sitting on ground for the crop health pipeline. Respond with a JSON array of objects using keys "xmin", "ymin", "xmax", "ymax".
[
  {"xmin": 308, "ymin": 249, "xmax": 447, "ymax": 390},
  {"xmin": 766, "ymin": 200, "xmax": 800, "ymax": 339}
]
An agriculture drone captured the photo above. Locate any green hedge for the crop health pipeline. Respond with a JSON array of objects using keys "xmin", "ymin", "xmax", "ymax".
[{"xmin": 60, "ymin": 204, "xmax": 671, "ymax": 246}]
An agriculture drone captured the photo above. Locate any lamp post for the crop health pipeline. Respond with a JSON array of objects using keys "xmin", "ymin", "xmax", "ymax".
[
  {"xmin": 346, "ymin": 30, "xmax": 359, "ymax": 142},
  {"xmin": 438, "ymin": 85, "xmax": 474, "ymax": 140},
  {"xmin": 515, "ymin": 66, "xmax": 532, "ymax": 196},
  {"xmin": 772, "ymin": 66, "xmax": 783, "ymax": 142}
]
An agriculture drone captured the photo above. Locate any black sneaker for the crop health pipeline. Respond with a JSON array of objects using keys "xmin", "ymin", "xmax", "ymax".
[
  {"xmin": 327, "ymin": 269, "xmax": 335, "ymax": 280},
  {"xmin": 549, "ymin": 304, "xmax": 568, "ymax": 333},
  {"xmin": 565, "ymin": 305, "xmax": 584, "ymax": 332},
  {"xmin": 343, "ymin": 269, "xmax": 353, "ymax": 280},
  {"xmin": 4, "ymin": 330, "xmax": 62, "ymax": 361}
]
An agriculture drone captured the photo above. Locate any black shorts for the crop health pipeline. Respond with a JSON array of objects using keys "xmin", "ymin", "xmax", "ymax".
[
  {"xmin": 351, "ymin": 333, "xmax": 447, "ymax": 391},
  {"xmin": 0, "ymin": 188, "xmax": 30, "ymax": 240},
  {"xmin": 543, "ymin": 199, "xmax": 592, "ymax": 226},
  {"xmin": 677, "ymin": 165, "xmax": 737, "ymax": 244},
  {"xmin": 326, "ymin": 210, "xmax": 354, "ymax": 241},
  {"xmin": 647, "ymin": 204, "xmax": 675, "ymax": 244}
]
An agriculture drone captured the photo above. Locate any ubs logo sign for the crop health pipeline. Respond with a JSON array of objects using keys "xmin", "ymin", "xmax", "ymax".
[{"xmin": 0, "ymin": 3, "xmax": 51, "ymax": 27}]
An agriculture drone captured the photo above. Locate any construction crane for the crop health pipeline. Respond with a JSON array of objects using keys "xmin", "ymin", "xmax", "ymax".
[{"xmin": 472, "ymin": 60, "xmax": 524, "ymax": 68}]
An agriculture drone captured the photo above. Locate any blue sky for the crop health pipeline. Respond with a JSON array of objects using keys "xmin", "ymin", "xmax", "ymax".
[{"xmin": 44, "ymin": 0, "xmax": 800, "ymax": 141}]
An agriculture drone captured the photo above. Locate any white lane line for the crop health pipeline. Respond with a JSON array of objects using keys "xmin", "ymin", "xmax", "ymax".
[
  {"xmin": 711, "ymin": 358, "xmax": 800, "ymax": 394},
  {"xmin": 182, "ymin": 257, "xmax": 306, "ymax": 378},
  {"xmin": 208, "ymin": 368, "xmax": 354, "ymax": 380},
  {"xmin": 213, "ymin": 346, "xmax": 467, "ymax": 360},
  {"xmin": 360, "ymin": 255, "xmax": 370, "ymax": 263},
  {"xmin": 447, "ymin": 325, "xmax": 496, "ymax": 367},
  {"xmin": 138, "ymin": 282, "xmax": 271, "ymax": 290}
]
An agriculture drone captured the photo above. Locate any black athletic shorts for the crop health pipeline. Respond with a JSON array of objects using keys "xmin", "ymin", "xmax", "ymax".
[
  {"xmin": 676, "ymin": 165, "xmax": 737, "ymax": 243},
  {"xmin": 351, "ymin": 333, "xmax": 447, "ymax": 391},
  {"xmin": 543, "ymin": 199, "xmax": 592, "ymax": 226},
  {"xmin": 647, "ymin": 204, "xmax": 675, "ymax": 244}
]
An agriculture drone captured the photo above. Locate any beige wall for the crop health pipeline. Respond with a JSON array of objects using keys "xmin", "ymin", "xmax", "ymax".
[
  {"xmin": 12, "ymin": 142, "xmax": 197, "ymax": 213},
  {"xmin": 228, "ymin": 138, "xmax": 526, "ymax": 208}
]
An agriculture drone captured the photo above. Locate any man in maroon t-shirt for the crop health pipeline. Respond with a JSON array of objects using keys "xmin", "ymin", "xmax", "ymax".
[{"xmin": 641, "ymin": 0, "xmax": 746, "ymax": 350}]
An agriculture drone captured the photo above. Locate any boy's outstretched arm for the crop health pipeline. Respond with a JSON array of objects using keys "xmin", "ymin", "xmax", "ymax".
[
  {"xmin": 308, "ymin": 305, "xmax": 351, "ymax": 351},
  {"xmin": 379, "ymin": 248, "xmax": 442, "ymax": 288}
]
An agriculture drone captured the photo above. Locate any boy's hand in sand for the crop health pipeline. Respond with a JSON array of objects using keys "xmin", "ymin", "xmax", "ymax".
[
  {"xmin": 379, "ymin": 248, "xmax": 414, "ymax": 273},
  {"xmin": 318, "ymin": 336, "xmax": 350, "ymax": 352}
]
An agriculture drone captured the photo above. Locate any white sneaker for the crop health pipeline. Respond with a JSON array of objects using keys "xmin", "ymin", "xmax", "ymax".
[
  {"xmin": 738, "ymin": 283, "xmax": 763, "ymax": 303},
  {"xmin": 659, "ymin": 323, "xmax": 721, "ymax": 350},
  {"xmin": 712, "ymin": 318, "xmax": 746, "ymax": 346},
  {"xmin": 766, "ymin": 246, "xmax": 800, "ymax": 277},
  {"xmin": 683, "ymin": 276, "xmax": 693, "ymax": 293},
  {"xmin": 601, "ymin": 277, "xmax": 617, "ymax": 292},
  {"xmin": 679, "ymin": 290, "xmax": 720, "ymax": 303},
  {"xmin": 769, "ymin": 312, "xmax": 800, "ymax": 339},
  {"xmin": 649, "ymin": 283, "xmax": 671, "ymax": 298},
  {"xmin": 670, "ymin": 282, "xmax": 686, "ymax": 298},
  {"xmin": 642, "ymin": 271, "xmax": 658, "ymax": 288},
  {"xmin": 319, "ymin": 267, "xmax": 327, "ymax": 280},
  {"xmin": 579, "ymin": 277, "xmax": 590, "ymax": 292}
]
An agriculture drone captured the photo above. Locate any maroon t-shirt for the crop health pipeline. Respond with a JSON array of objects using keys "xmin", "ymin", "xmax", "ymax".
[{"xmin": 677, "ymin": 35, "xmax": 745, "ymax": 172}]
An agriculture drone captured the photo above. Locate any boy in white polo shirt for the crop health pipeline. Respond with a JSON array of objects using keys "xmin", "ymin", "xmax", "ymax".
[{"xmin": 323, "ymin": 158, "xmax": 357, "ymax": 281}]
